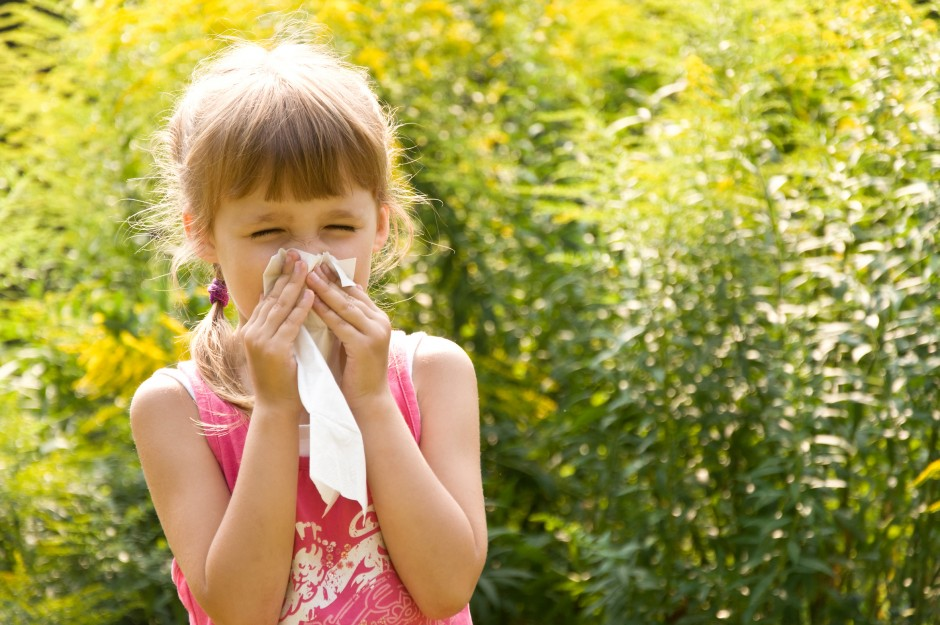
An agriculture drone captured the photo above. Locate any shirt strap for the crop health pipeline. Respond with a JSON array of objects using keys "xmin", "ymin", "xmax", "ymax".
[{"xmin": 153, "ymin": 367, "xmax": 195, "ymax": 400}]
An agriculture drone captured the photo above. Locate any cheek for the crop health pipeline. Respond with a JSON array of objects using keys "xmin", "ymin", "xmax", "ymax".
[
  {"xmin": 227, "ymin": 279, "xmax": 257, "ymax": 322},
  {"xmin": 350, "ymin": 247, "xmax": 375, "ymax": 285},
  {"xmin": 221, "ymin": 263, "xmax": 266, "ymax": 319}
]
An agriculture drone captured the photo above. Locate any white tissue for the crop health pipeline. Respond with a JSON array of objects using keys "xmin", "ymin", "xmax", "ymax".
[{"xmin": 261, "ymin": 248, "xmax": 366, "ymax": 514}]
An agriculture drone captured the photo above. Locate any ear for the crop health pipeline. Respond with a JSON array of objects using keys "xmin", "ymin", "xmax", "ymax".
[
  {"xmin": 372, "ymin": 204, "xmax": 391, "ymax": 253},
  {"xmin": 183, "ymin": 211, "xmax": 219, "ymax": 264}
]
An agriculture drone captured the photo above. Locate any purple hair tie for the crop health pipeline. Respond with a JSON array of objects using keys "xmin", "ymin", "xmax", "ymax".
[{"xmin": 208, "ymin": 279, "xmax": 229, "ymax": 307}]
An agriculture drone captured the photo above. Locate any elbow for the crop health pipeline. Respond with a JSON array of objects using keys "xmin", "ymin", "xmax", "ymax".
[
  {"xmin": 197, "ymin": 556, "xmax": 290, "ymax": 625},
  {"xmin": 413, "ymin": 553, "xmax": 486, "ymax": 619},
  {"xmin": 204, "ymin": 606, "xmax": 281, "ymax": 625},
  {"xmin": 197, "ymin": 585, "xmax": 283, "ymax": 625},
  {"xmin": 415, "ymin": 591, "xmax": 474, "ymax": 621}
]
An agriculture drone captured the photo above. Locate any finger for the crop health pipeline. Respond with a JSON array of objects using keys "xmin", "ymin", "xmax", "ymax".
[
  {"xmin": 325, "ymin": 276, "xmax": 387, "ymax": 323},
  {"xmin": 316, "ymin": 262, "xmax": 339, "ymax": 285},
  {"xmin": 267, "ymin": 261, "xmax": 311, "ymax": 321},
  {"xmin": 340, "ymin": 287, "xmax": 387, "ymax": 329},
  {"xmin": 249, "ymin": 260, "xmax": 308, "ymax": 330},
  {"xmin": 254, "ymin": 249, "xmax": 300, "ymax": 314},
  {"xmin": 249, "ymin": 264, "xmax": 298, "ymax": 323},
  {"xmin": 270, "ymin": 288, "xmax": 315, "ymax": 342},
  {"xmin": 310, "ymin": 289, "xmax": 369, "ymax": 338},
  {"xmin": 311, "ymin": 289, "xmax": 393, "ymax": 356},
  {"xmin": 308, "ymin": 269, "xmax": 373, "ymax": 328},
  {"xmin": 311, "ymin": 299, "xmax": 383, "ymax": 354},
  {"xmin": 306, "ymin": 264, "xmax": 378, "ymax": 308},
  {"xmin": 243, "ymin": 284, "xmax": 313, "ymax": 354}
]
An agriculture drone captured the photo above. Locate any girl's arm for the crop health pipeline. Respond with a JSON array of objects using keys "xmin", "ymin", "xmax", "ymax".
[
  {"xmin": 308, "ymin": 269, "xmax": 487, "ymax": 618},
  {"xmin": 130, "ymin": 378, "xmax": 299, "ymax": 625},
  {"xmin": 131, "ymin": 256, "xmax": 313, "ymax": 625},
  {"xmin": 362, "ymin": 336, "xmax": 487, "ymax": 617}
]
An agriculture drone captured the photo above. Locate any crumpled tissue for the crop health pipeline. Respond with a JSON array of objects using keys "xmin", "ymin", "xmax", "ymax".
[{"xmin": 261, "ymin": 248, "xmax": 366, "ymax": 514}]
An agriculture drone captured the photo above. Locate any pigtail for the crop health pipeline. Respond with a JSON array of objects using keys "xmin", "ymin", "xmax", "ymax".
[{"xmin": 189, "ymin": 265, "xmax": 254, "ymax": 415}]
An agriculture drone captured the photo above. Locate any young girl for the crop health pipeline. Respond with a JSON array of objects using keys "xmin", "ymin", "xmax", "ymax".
[{"xmin": 130, "ymin": 34, "xmax": 486, "ymax": 625}]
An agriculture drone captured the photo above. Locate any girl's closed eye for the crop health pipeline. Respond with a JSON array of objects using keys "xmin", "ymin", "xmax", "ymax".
[
  {"xmin": 250, "ymin": 228, "xmax": 283, "ymax": 239},
  {"xmin": 326, "ymin": 225, "xmax": 357, "ymax": 232}
]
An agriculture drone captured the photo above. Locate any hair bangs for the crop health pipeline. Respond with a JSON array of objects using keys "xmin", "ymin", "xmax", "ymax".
[{"xmin": 211, "ymin": 77, "xmax": 388, "ymax": 205}]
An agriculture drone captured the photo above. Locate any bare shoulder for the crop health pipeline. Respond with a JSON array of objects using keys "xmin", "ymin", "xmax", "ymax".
[
  {"xmin": 130, "ymin": 371, "xmax": 198, "ymax": 438},
  {"xmin": 412, "ymin": 334, "xmax": 477, "ymax": 390},
  {"xmin": 411, "ymin": 335, "xmax": 479, "ymax": 449},
  {"xmin": 129, "ymin": 370, "xmax": 211, "ymax": 471}
]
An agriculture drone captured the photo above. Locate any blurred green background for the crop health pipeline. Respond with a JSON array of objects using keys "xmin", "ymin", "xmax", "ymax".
[{"xmin": 2, "ymin": 1, "xmax": 939, "ymax": 623}]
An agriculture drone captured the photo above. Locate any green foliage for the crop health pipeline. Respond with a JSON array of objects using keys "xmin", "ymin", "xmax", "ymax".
[{"xmin": 1, "ymin": 0, "xmax": 939, "ymax": 623}]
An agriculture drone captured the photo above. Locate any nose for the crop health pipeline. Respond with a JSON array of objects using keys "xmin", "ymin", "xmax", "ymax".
[{"xmin": 289, "ymin": 237, "xmax": 326, "ymax": 258}]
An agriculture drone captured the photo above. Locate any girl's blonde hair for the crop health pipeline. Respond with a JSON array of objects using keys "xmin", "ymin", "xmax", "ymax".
[{"xmin": 145, "ymin": 34, "xmax": 417, "ymax": 412}]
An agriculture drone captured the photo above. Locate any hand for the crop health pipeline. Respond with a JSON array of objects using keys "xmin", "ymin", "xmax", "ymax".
[
  {"xmin": 307, "ymin": 264, "xmax": 392, "ymax": 412},
  {"xmin": 238, "ymin": 250, "xmax": 314, "ymax": 418}
]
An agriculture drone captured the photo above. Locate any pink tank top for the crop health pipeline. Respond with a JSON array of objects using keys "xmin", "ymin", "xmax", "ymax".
[{"xmin": 168, "ymin": 331, "xmax": 472, "ymax": 625}]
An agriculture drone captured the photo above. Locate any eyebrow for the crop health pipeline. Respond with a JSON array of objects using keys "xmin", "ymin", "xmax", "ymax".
[
  {"xmin": 321, "ymin": 208, "xmax": 363, "ymax": 220},
  {"xmin": 244, "ymin": 211, "xmax": 288, "ymax": 225},
  {"xmin": 242, "ymin": 207, "xmax": 364, "ymax": 225}
]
